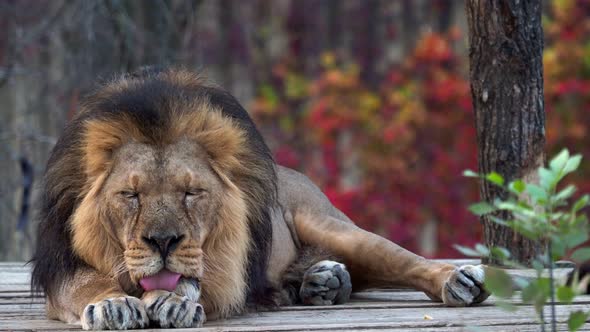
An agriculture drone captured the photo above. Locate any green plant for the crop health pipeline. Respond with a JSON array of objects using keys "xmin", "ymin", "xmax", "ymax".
[{"xmin": 456, "ymin": 149, "xmax": 590, "ymax": 332}]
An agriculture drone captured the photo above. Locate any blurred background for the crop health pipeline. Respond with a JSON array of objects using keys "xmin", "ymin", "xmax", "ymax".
[{"xmin": 0, "ymin": 0, "xmax": 588, "ymax": 261}]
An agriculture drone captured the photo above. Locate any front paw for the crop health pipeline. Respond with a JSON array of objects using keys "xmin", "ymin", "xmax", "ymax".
[
  {"xmin": 442, "ymin": 265, "xmax": 490, "ymax": 306},
  {"xmin": 81, "ymin": 296, "xmax": 148, "ymax": 330},
  {"xmin": 143, "ymin": 290, "xmax": 206, "ymax": 328}
]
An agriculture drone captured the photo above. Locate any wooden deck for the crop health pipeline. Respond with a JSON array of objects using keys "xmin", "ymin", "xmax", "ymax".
[{"xmin": 1, "ymin": 260, "xmax": 589, "ymax": 331}]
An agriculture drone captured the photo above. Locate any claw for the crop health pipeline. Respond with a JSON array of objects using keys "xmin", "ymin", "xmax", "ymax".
[
  {"xmin": 143, "ymin": 290, "xmax": 206, "ymax": 328},
  {"xmin": 81, "ymin": 296, "xmax": 148, "ymax": 330},
  {"xmin": 442, "ymin": 265, "xmax": 490, "ymax": 307}
]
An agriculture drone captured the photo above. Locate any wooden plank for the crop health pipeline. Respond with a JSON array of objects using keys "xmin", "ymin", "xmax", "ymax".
[
  {"xmin": 0, "ymin": 285, "xmax": 30, "ymax": 292},
  {"xmin": 0, "ymin": 262, "xmax": 31, "ymax": 268},
  {"xmin": 0, "ymin": 263, "xmax": 33, "ymax": 295},
  {"xmin": 0, "ymin": 314, "xmax": 46, "ymax": 321},
  {"xmin": 351, "ymin": 291, "xmax": 590, "ymax": 305},
  {"xmin": 0, "ymin": 271, "xmax": 30, "ymax": 285},
  {"xmin": 3, "ymin": 291, "xmax": 589, "ymax": 312},
  {"xmin": 0, "ymin": 291, "xmax": 42, "ymax": 298},
  {"xmin": 4, "ymin": 323, "xmax": 589, "ymax": 332},
  {"xmin": 202, "ymin": 303, "xmax": 590, "ymax": 327},
  {"xmin": 2, "ymin": 303, "xmax": 590, "ymax": 331},
  {"xmin": 9, "ymin": 301, "xmax": 587, "ymax": 329},
  {"xmin": 0, "ymin": 261, "xmax": 587, "ymax": 331},
  {"xmin": 0, "ymin": 298, "xmax": 44, "ymax": 305},
  {"xmin": 0, "ymin": 319, "xmax": 80, "ymax": 331}
]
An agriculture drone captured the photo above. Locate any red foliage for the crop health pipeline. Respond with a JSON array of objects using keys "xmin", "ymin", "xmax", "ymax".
[{"xmin": 251, "ymin": 0, "xmax": 590, "ymax": 258}]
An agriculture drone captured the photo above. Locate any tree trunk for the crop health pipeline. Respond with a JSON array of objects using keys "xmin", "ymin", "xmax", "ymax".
[{"xmin": 466, "ymin": 0, "xmax": 546, "ymax": 265}]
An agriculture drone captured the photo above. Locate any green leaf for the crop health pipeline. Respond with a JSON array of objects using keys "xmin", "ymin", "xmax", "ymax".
[
  {"xmin": 475, "ymin": 243, "xmax": 490, "ymax": 256},
  {"xmin": 495, "ymin": 201, "xmax": 523, "ymax": 212},
  {"xmin": 521, "ymin": 281, "xmax": 537, "ymax": 303},
  {"xmin": 526, "ymin": 184, "xmax": 548, "ymax": 204},
  {"xmin": 562, "ymin": 232, "xmax": 589, "ymax": 249},
  {"xmin": 573, "ymin": 195, "xmax": 590, "ymax": 212},
  {"xmin": 511, "ymin": 221, "xmax": 542, "ymax": 241},
  {"xmin": 484, "ymin": 267, "xmax": 514, "ymax": 298},
  {"xmin": 486, "ymin": 172, "xmax": 505, "ymax": 186},
  {"xmin": 572, "ymin": 214, "xmax": 589, "ymax": 229},
  {"xmin": 563, "ymin": 154, "xmax": 583, "ymax": 175},
  {"xmin": 469, "ymin": 202, "xmax": 497, "ymax": 216},
  {"xmin": 568, "ymin": 310, "xmax": 588, "ymax": 331},
  {"xmin": 557, "ymin": 285, "xmax": 575, "ymax": 304},
  {"xmin": 551, "ymin": 237, "xmax": 567, "ymax": 260},
  {"xmin": 521, "ymin": 278, "xmax": 551, "ymax": 315},
  {"xmin": 463, "ymin": 170, "xmax": 479, "ymax": 178},
  {"xmin": 453, "ymin": 245, "xmax": 483, "ymax": 258},
  {"xmin": 555, "ymin": 185, "xmax": 577, "ymax": 203},
  {"xmin": 571, "ymin": 248, "xmax": 590, "ymax": 262},
  {"xmin": 518, "ymin": 208, "xmax": 544, "ymax": 221},
  {"xmin": 509, "ymin": 180, "xmax": 526, "ymax": 195},
  {"xmin": 539, "ymin": 167, "xmax": 556, "ymax": 191},
  {"xmin": 489, "ymin": 215, "xmax": 509, "ymax": 226},
  {"xmin": 490, "ymin": 247, "xmax": 511, "ymax": 260},
  {"xmin": 550, "ymin": 149, "xmax": 570, "ymax": 172}
]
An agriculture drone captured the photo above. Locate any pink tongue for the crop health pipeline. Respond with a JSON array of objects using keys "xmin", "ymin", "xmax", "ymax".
[{"xmin": 139, "ymin": 269, "xmax": 181, "ymax": 292}]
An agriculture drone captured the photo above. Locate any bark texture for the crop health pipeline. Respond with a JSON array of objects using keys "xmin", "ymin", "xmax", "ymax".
[{"xmin": 466, "ymin": 0, "xmax": 546, "ymax": 265}]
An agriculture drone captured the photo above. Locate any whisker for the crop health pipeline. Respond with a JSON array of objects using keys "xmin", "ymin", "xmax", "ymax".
[{"xmin": 110, "ymin": 256, "xmax": 129, "ymax": 279}]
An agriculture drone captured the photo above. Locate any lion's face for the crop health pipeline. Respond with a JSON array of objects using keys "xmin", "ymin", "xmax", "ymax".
[
  {"xmin": 34, "ymin": 70, "xmax": 276, "ymax": 315},
  {"xmin": 101, "ymin": 138, "xmax": 223, "ymax": 284}
]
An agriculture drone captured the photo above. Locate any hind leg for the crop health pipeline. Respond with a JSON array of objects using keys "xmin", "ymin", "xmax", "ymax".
[
  {"xmin": 294, "ymin": 213, "xmax": 489, "ymax": 306},
  {"xmin": 299, "ymin": 260, "xmax": 352, "ymax": 305}
]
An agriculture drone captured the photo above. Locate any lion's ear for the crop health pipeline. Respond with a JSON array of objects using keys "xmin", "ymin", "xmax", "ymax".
[
  {"xmin": 175, "ymin": 109, "xmax": 248, "ymax": 176},
  {"xmin": 82, "ymin": 117, "xmax": 144, "ymax": 181},
  {"xmin": 83, "ymin": 120, "xmax": 124, "ymax": 180},
  {"xmin": 197, "ymin": 125, "xmax": 246, "ymax": 174}
]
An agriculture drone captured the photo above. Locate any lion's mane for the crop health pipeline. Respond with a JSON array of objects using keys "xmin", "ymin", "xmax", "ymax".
[{"xmin": 31, "ymin": 68, "xmax": 277, "ymax": 315}]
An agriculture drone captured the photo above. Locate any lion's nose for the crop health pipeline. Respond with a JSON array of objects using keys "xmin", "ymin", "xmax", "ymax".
[{"xmin": 142, "ymin": 234, "xmax": 184, "ymax": 259}]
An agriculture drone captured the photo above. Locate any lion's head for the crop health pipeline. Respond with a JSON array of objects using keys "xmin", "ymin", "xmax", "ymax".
[{"xmin": 32, "ymin": 68, "xmax": 277, "ymax": 317}]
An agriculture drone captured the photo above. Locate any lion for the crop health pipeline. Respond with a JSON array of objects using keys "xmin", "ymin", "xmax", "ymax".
[{"xmin": 31, "ymin": 68, "xmax": 489, "ymax": 330}]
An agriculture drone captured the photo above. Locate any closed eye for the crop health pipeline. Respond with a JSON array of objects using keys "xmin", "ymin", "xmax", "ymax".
[
  {"xmin": 120, "ymin": 191, "xmax": 139, "ymax": 199},
  {"xmin": 185, "ymin": 189, "xmax": 206, "ymax": 197}
]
